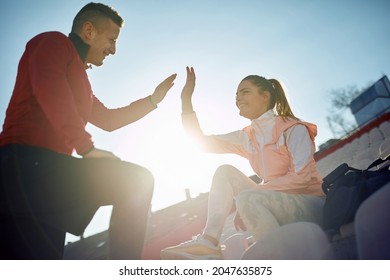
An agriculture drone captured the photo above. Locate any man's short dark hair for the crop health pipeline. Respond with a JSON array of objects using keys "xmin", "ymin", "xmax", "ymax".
[{"xmin": 71, "ymin": 2, "xmax": 124, "ymax": 33}]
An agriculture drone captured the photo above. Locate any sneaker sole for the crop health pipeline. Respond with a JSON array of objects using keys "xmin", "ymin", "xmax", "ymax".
[{"xmin": 160, "ymin": 250, "xmax": 223, "ymax": 260}]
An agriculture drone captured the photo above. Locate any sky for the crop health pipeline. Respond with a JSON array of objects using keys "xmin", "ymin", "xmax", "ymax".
[{"xmin": 1, "ymin": 0, "xmax": 389, "ymax": 243}]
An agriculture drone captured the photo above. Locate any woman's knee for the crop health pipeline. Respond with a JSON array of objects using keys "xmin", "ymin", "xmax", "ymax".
[
  {"xmin": 211, "ymin": 165, "xmax": 237, "ymax": 189},
  {"xmin": 213, "ymin": 164, "xmax": 239, "ymax": 178},
  {"xmin": 212, "ymin": 164, "xmax": 253, "ymax": 192}
]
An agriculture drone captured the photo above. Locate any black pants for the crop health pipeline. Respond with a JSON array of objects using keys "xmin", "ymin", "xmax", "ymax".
[{"xmin": 0, "ymin": 144, "xmax": 154, "ymax": 259}]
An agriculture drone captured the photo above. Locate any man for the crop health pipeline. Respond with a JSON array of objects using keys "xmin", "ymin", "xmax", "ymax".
[{"xmin": 0, "ymin": 2, "xmax": 176, "ymax": 259}]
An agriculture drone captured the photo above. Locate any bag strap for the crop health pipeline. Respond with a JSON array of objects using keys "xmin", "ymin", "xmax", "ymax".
[
  {"xmin": 366, "ymin": 154, "xmax": 390, "ymax": 170},
  {"xmin": 322, "ymin": 163, "xmax": 360, "ymax": 194},
  {"xmin": 322, "ymin": 155, "xmax": 390, "ymax": 194}
]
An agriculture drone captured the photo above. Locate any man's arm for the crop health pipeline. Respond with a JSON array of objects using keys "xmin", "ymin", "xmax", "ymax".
[{"xmin": 89, "ymin": 74, "xmax": 177, "ymax": 131}]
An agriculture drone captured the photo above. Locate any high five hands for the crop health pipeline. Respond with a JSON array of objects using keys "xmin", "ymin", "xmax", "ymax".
[
  {"xmin": 151, "ymin": 67, "xmax": 196, "ymax": 113},
  {"xmin": 84, "ymin": 68, "xmax": 196, "ymax": 160}
]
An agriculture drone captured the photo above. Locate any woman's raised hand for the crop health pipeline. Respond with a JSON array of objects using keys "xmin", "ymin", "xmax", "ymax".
[{"xmin": 181, "ymin": 66, "xmax": 196, "ymax": 113}]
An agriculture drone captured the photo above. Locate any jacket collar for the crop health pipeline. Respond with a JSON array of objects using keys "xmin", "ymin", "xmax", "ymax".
[
  {"xmin": 250, "ymin": 110, "xmax": 276, "ymax": 143},
  {"xmin": 252, "ymin": 110, "xmax": 276, "ymax": 126},
  {"xmin": 68, "ymin": 32, "xmax": 89, "ymax": 64}
]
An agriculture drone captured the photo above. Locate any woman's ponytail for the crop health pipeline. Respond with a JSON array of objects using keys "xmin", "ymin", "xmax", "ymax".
[{"xmin": 268, "ymin": 79, "xmax": 296, "ymax": 119}]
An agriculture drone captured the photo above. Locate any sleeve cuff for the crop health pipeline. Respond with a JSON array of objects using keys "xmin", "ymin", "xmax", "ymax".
[
  {"xmin": 149, "ymin": 95, "xmax": 158, "ymax": 108},
  {"xmin": 80, "ymin": 145, "xmax": 95, "ymax": 156}
]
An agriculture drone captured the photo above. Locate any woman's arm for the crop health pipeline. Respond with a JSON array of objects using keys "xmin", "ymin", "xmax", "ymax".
[{"xmin": 181, "ymin": 67, "xmax": 248, "ymax": 157}]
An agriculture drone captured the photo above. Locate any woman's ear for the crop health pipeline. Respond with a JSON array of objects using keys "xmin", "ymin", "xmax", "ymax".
[
  {"xmin": 262, "ymin": 90, "xmax": 271, "ymax": 101},
  {"xmin": 261, "ymin": 90, "xmax": 273, "ymax": 110}
]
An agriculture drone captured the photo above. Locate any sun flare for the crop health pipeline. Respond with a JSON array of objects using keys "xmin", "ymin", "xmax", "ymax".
[{"xmin": 141, "ymin": 122, "xmax": 214, "ymax": 210}]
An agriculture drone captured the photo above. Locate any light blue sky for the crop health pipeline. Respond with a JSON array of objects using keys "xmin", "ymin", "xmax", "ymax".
[{"xmin": 1, "ymin": 0, "xmax": 389, "ymax": 241}]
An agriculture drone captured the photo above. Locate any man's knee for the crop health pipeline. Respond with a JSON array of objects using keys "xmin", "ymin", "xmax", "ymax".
[
  {"xmin": 138, "ymin": 166, "xmax": 154, "ymax": 192},
  {"xmin": 110, "ymin": 162, "xmax": 154, "ymax": 203},
  {"xmin": 129, "ymin": 165, "xmax": 154, "ymax": 199}
]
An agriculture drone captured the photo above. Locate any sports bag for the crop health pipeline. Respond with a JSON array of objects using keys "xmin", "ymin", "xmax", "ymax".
[{"xmin": 322, "ymin": 155, "xmax": 390, "ymax": 232}]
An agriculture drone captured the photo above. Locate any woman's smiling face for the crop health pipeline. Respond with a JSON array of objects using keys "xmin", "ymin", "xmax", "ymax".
[{"xmin": 236, "ymin": 79, "xmax": 270, "ymax": 120}]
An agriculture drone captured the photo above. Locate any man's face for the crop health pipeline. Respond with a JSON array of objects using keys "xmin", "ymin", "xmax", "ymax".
[{"xmin": 85, "ymin": 19, "xmax": 120, "ymax": 66}]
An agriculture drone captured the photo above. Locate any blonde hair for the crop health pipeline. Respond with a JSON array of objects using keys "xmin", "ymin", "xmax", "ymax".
[{"xmin": 242, "ymin": 75, "xmax": 297, "ymax": 119}]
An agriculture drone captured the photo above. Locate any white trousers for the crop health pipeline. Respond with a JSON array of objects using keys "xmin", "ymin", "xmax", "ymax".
[{"xmin": 203, "ymin": 164, "xmax": 324, "ymax": 241}]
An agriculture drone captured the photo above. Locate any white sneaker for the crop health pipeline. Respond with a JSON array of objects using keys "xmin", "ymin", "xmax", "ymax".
[{"xmin": 160, "ymin": 235, "xmax": 223, "ymax": 260}]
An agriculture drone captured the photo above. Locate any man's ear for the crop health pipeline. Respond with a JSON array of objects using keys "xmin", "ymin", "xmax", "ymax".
[{"xmin": 82, "ymin": 21, "xmax": 95, "ymax": 41}]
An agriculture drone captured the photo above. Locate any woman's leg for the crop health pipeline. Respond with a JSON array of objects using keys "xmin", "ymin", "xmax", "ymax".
[
  {"xmin": 160, "ymin": 164, "xmax": 258, "ymax": 259},
  {"xmin": 203, "ymin": 164, "xmax": 258, "ymax": 242},
  {"xmin": 236, "ymin": 189, "xmax": 324, "ymax": 241}
]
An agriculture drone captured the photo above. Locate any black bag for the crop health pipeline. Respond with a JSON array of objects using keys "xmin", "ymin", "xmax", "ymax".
[{"xmin": 322, "ymin": 155, "xmax": 390, "ymax": 232}]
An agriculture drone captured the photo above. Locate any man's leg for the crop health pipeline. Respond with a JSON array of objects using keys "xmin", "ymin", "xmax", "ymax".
[
  {"xmin": 1, "ymin": 146, "xmax": 66, "ymax": 259},
  {"xmin": 1, "ymin": 145, "xmax": 154, "ymax": 260},
  {"xmin": 0, "ymin": 216, "xmax": 65, "ymax": 260},
  {"xmin": 66, "ymin": 158, "xmax": 155, "ymax": 260},
  {"xmin": 104, "ymin": 163, "xmax": 154, "ymax": 259}
]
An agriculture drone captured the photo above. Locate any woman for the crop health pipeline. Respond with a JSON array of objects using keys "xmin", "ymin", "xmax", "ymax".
[{"xmin": 161, "ymin": 67, "xmax": 324, "ymax": 260}]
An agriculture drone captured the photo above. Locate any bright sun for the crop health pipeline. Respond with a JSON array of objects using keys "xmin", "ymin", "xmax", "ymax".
[{"xmin": 140, "ymin": 120, "xmax": 214, "ymax": 211}]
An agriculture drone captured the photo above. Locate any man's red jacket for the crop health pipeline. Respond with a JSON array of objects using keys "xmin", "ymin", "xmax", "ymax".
[{"xmin": 0, "ymin": 32, "xmax": 155, "ymax": 155}]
